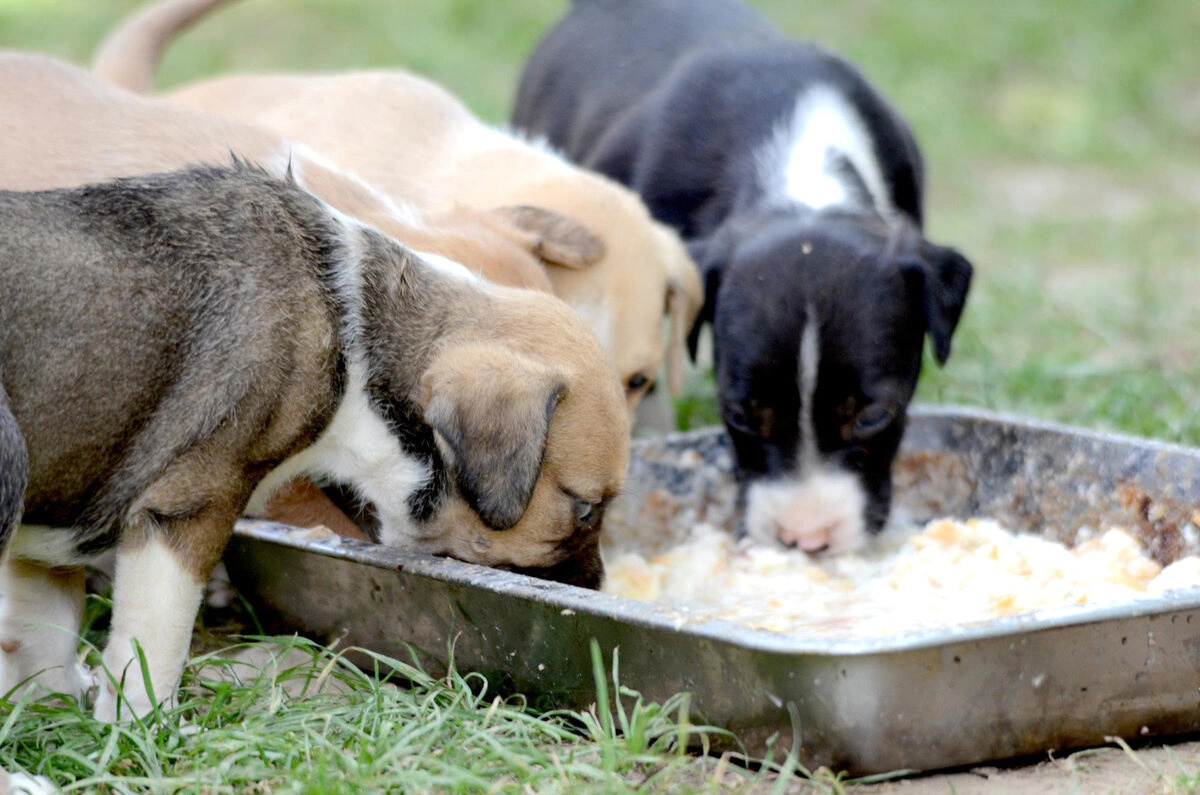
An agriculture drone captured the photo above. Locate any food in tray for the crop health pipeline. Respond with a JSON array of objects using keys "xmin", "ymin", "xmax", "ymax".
[{"xmin": 602, "ymin": 518, "xmax": 1200, "ymax": 636}]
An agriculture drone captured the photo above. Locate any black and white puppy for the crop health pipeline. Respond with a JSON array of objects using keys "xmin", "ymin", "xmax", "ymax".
[{"xmin": 514, "ymin": 0, "xmax": 973, "ymax": 554}]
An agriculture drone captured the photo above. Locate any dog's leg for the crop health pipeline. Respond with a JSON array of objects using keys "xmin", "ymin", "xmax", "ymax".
[
  {"xmin": 0, "ymin": 392, "xmax": 86, "ymax": 703},
  {"xmin": 0, "ymin": 554, "xmax": 89, "ymax": 703},
  {"xmin": 0, "ymin": 383, "xmax": 25, "ymax": 552},
  {"xmin": 93, "ymin": 500, "xmax": 237, "ymax": 722},
  {"xmin": 260, "ymin": 479, "xmax": 370, "ymax": 541}
]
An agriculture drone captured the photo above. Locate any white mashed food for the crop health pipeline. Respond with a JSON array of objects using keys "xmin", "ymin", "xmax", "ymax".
[{"xmin": 602, "ymin": 518, "xmax": 1200, "ymax": 636}]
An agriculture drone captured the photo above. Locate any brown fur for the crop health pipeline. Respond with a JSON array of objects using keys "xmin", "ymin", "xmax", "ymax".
[
  {"xmin": 90, "ymin": 0, "xmax": 705, "ymax": 411},
  {"xmin": 0, "ymin": 52, "xmax": 629, "ymax": 551},
  {"xmin": 0, "ymin": 163, "xmax": 627, "ymax": 717}
]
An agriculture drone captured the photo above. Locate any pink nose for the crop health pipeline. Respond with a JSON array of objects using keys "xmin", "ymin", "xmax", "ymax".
[{"xmin": 777, "ymin": 521, "xmax": 835, "ymax": 552}]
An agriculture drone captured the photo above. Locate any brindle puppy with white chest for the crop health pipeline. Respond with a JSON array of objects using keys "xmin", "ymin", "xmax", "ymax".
[{"xmin": 0, "ymin": 163, "xmax": 627, "ymax": 721}]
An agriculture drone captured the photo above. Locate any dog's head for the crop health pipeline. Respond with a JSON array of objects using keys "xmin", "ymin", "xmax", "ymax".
[
  {"xmin": 489, "ymin": 175, "xmax": 704, "ymax": 417},
  {"xmin": 356, "ymin": 246, "xmax": 630, "ymax": 589},
  {"xmin": 415, "ymin": 330, "xmax": 628, "ymax": 588},
  {"xmin": 693, "ymin": 208, "xmax": 972, "ymax": 554}
]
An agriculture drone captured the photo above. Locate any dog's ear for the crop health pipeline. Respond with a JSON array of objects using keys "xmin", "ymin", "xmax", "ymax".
[
  {"xmin": 662, "ymin": 232, "xmax": 705, "ymax": 394},
  {"xmin": 421, "ymin": 344, "xmax": 566, "ymax": 531},
  {"xmin": 685, "ymin": 235, "xmax": 728, "ymax": 361},
  {"xmin": 900, "ymin": 244, "xmax": 974, "ymax": 366},
  {"xmin": 492, "ymin": 205, "xmax": 606, "ymax": 269}
]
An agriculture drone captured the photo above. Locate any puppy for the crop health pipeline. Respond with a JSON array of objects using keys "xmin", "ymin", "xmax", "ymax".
[
  {"xmin": 0, "ymin": 51, "xmax": 620, "ymax": 543},
  {"xmin": 92, "ymin": 0, "xmax": 705, "ymax": 415},
  {"xmin": 2, "ymin": 53, "xmax": 629, "ymax": 623},
  {"xmin": 0, "ymin": 162, "xmax": 627, "ymax": 720},
  {"xmin": 513, "ymin": 0, "xmax": 974, "ymax": 555}
]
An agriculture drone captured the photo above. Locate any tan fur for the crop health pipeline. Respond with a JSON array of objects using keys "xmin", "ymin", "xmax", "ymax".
[
  {"xmin": 259, "ymin": 481, "xmax": 370, "ymax": 542},
  {"xmin": 0, "ymin": 54, "xmax": 553, "ymax": 295},
  {"xmin": 0, "ymin": 52, "xmax": 628, "ymax": 577},
  {"xmin": 90, "ymin": 0, "xmax": 705, "ymax": 411}
]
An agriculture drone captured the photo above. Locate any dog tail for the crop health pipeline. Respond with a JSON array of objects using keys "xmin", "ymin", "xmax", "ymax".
[{"xmin": 92, "ymin": 0, "xmax": 238, "ymax": 93}]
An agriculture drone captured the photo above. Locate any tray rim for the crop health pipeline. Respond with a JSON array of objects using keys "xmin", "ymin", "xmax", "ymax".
[{"xmin": 230, "ymin": 403, "xmax": 1200, "ymax": 657}]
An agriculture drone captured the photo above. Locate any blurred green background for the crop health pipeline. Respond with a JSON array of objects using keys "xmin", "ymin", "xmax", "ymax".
[{"xmin": 3, "ymin": 0, "xmax": 1198, "ymax": 442}]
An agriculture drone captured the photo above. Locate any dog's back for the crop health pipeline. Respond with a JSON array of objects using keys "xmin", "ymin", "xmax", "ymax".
[
  {"xmin": 0, "ymin": 163, "xmax": 344, "ymax": 552},
  {"xmin": 514, "ymin": 0, "xmax": 776, "ymax": 168},
  {"xmin": 514, "ymin": 0, "xmax": 924, "ymax": 234}
]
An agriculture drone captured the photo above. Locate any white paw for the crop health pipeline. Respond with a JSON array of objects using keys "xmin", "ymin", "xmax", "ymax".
[{"xmin": 1, "ymin": 769, "xmax": 56, "ymax": 795}]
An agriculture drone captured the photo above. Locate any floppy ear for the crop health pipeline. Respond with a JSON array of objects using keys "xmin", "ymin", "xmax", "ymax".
[
  {"xmin": 685, "ymin": 235, "xmax": 727, "ymax": 361},
  {"xmin": 492, "ymin": 205, "xmax": 606, "ymax": 269},
  {"xmin": 420, "ymin": 344, "xmax": 566, "ymax": 531},
  {"xmin": 662, "ymin": 237, "xmax": 705, "ymax": 395},
  {"xmin": 900, "ymin": 244, "xmax": 974, "ymax": 366}
]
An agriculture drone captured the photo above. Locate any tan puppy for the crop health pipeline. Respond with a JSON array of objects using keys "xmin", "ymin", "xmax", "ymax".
[
  {"xmin": 92, "ymin": 0, "xmax": 705, "ymax": 414},
  {"xmin": 0, "ymin": 52, "xmax": 629, "ymax": 586}
]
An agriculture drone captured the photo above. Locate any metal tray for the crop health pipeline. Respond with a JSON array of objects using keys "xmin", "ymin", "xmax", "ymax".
[{"xmin": 224, "ymin": 407, "xmax": 1200, "ymax": 775}]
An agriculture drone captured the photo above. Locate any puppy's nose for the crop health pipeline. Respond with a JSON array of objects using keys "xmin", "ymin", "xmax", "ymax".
[{"xmin": 777, "ymin": 521, "xmax": 834, "ymax": 554}]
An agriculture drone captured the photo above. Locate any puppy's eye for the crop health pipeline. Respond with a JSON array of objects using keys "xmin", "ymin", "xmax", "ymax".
[
  {"xmin": 723, "ymin": 401, "xmax": 774, "ymax": 438},
  {"xmin": 849, "ymin": 403, "xmax": 897, "ymax": 441},
  {"xmin": 574, "ymin": 498, "xmax": 602, "ymax": 527},
  {"xmin": 627, "ymin": 373, "xmax": 650, "ymax": 392},
  {"xmin": 722, "ymin": 402, "xmax": 753, "ymax": 434}
]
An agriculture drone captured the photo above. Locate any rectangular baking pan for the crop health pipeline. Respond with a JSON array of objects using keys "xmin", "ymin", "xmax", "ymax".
[{"xmin": 223, "ymin": 407, "xmax": 1200, "ymax": 775}]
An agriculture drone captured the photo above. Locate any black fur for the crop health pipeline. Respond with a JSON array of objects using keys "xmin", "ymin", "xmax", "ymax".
[{"xmin": 514, "ymin": 0, "xmax": 973, "ymax": 538}]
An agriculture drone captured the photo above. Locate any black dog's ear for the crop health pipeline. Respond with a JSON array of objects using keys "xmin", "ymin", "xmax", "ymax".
[
  {"xmin": 685, "ymin": 236, "xmax": 727, "ymax": 360},
  {"xmin": 900, "ymin": 245, "xmax": 974, "ymax": 366},
  {"xmin": 421, "ymin": 344, "xmax": 566, "ymax": 531}
]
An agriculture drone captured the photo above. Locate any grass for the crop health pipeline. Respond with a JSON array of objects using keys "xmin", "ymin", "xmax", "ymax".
[
  {"xmin": 1, "ymin": 628, "xmax": 868, "ymax": 793},
  {"xmin": 1, "ymin": 0, "xmax": 1199, "ymax": 790}
]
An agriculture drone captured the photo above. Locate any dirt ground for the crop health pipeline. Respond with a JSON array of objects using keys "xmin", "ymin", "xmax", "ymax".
[{"xmin": 837, "ymin": 740, "xmax": 1200, "ymax": 795}]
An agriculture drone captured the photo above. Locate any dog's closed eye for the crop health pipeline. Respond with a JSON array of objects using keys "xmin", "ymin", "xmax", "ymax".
[
  {"xmin": 845, "ymin": 403, "xmax": 897, "ymax": 441},
  {"xmin": 626, "ymin": 372, "xmax": 651, "ymax": 393},
  {"xmin": 574, "ymin": 498, "xmax": 601, "ymax": 526}
]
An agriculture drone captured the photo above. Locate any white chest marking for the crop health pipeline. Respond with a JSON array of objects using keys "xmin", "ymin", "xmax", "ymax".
[
  {"xmin": 246, "ymin": 359, "xmax": 429, "ymax": 547},
  {"xmin": 244, "ymin": 226, "xmax": 431, "ymax": 547},
  {"xmin": 760, "ymin": 85, "xmax": 893, "ymax": 216},
  {"xmin": 796, "ymin": 309, "xmax": 821, "ymax": 469}
]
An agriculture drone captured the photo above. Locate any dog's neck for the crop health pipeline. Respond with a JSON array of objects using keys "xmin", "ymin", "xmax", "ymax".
[{"xmin": 245, "ymin": 223, "xmax": 487, "ymax": 540}]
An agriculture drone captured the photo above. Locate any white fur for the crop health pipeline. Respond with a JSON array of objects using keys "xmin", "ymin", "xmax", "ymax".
[
  {"xmin": 797, "ymin": 308, "xmax": 820, "ymax": 469},
  {"xmin": 247, "ymin": 357, "xmax": 433, "ymax": 548},
  {"xmin": 571, "ymin": 298, "xmax": 615, "ymax": 359},
  {"xmin": 743, "ymin": 469, "xmax": 867, "ymax": 555},
  {"xmin": 415, "ymin": 250, "xmax": 484, "ymax": 284},
  {"xmin": 758, "ymin": 84, "xmax": 893, "ymax": 216},
  {"xmin": 0, "ymin": 549, "xmax": 91, "ymax": 703},
  {"xmin": 94, "ymin": 535, "xmax": 202, "ymax": 721},
  {"xmin": 6, "ymin": 525, "xmax": 89, "ymax": 568},
  {"xmin": 283, "ymin": 142, "xmax": 426, "ymax": 229},
  {"xmin": 507, "ymin": 128, "xmax": 578, "ymax": 169},
  {"xmin": 1, "ymin": 769, "xmax": 55, "ymax": 795},
  {"xmin": 246, "ymin": 224, "xmax": 436, "ymax": 550}
]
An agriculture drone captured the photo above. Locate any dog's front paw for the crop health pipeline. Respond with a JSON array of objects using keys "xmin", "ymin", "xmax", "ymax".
[
  {"xmin": 1, "ymin": 768, "xmax": 56, "ymax": 795},
  {"xmin": 92, "ymin": 662, "xmax": 157, "ymax": 723}
]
